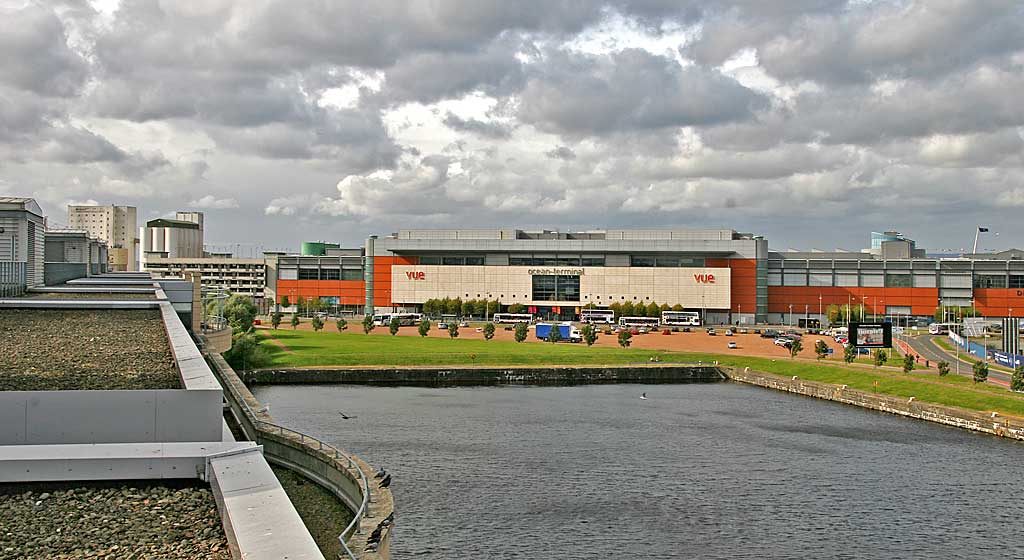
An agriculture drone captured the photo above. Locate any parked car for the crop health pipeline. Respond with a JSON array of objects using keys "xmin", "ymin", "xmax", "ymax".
[
  {"xmin": 630, "ymin": 328, "xmax": 640, "ymax": 335},
  {"xmin": 738, "ymin": 328, "xmax": 749, "ymax": 334},
  {"xmin": 438, "ymin": 322, "xmax": 448, "ymax": 330},
  {"xmin": 662, "ymin": 329, "xmax": 672, "ymax": 335},
  {"xmin": 724, "ymin": 329, "xmax": 733, "ymax": 336},
  {"xmin": 707, "ymin": 328, "xmax": 717, "ymax": 336},
  {"xmin": 638, "ymin": 327, "xmax": 649, "ymax": 334},
  {"xmin": 774, "ymin": 337, "xmax": 793, "ymax": 347},
  {"xmin": 761, "ymin": 329, "xmax": 780, "ymax": 338},
  {"xmin": 459, "ymin": 321, "xmax": 469, "ymax": 327},
  {"xmin": 727, "ymin": 341, "xmax": 738, "ymax": 349}
]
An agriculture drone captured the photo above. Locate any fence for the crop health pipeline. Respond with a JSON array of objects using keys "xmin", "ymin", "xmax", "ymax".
[{"xmin": 0, "ymin": 261, "xmax": 26, "ymax": 297}]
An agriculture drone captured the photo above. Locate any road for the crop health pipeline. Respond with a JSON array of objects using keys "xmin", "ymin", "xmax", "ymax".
[{"xmin": 902, "ymin": 334, "xmax": 1010, "ymax": 385}]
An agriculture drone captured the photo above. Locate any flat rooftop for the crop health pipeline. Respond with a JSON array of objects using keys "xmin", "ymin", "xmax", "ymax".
[
  {"xmin": 17, "ymin": 292, "xmax": 157, "ymax": 300},
  {"xmin": 0, "ymin": 309, "xmax": 179, "ymax": 391},
  {"xmin": 0, "ymin": 481, "xmax": 230, "ymax": 559}
]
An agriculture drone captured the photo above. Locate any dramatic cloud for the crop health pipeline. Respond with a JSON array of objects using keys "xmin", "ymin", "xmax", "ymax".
[{"xmin": 2, "ymin": 0, "xmax": 1023, "ymax": 251}]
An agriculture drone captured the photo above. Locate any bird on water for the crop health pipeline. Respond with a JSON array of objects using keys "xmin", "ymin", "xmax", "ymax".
[
  {"xmin": 374, "ymin": 466, "xmax": 386, "ymax": 479},
  {"xmin": 379, "ymin": 474, "xmax": 392, "ymax": 489},
  {"xmin": 640, "ymin": 392, "xmax": 648, "ymax": 400}
]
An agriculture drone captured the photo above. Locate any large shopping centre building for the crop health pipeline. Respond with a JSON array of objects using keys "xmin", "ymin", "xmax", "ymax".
[{"xmin": 264, "ymin": 229, "xmax": 1024, "ymax": 325}]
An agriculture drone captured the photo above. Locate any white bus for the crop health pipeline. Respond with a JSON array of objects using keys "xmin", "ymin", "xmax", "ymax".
[
  {"xmin": 928, "ymin": 322, "xmax": 954, "ymax": 335},
  {"xmin": 373, "ymin": 312, "xmax": 424, "ymax": 326},
  {"xmin": 580, "ymin": 308, "xmax": 615, "ymax": 324},
  {"xmin": 660, "ymin": 311, "xmax": 701, "ymax": 327},
  {"xmin": 618, "ymin": 316, "xmax": 662, "ymax": 329},
  {"xmin": 492, "ymin": 313, "xmax": 533, "ymax": 324}
]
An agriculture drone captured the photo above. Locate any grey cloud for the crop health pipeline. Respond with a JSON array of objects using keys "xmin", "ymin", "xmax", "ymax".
[
  {"xmin": 442, "ymin": 113, "xmax": 514, "ymax": 139},
  {"xmin": 0, "ymin": 5, "xmax": 88, "ymax": 97},
  {"xmin": 381, "ymin": 40, "xmax": 525, "ymax": 105},
  {"xmin": 545, "ymin": 146, "xmax": 577, "ymax": 160},
  {"xmin": 518, "ymin": 48, "xmax": 766, "ymax": 135}
]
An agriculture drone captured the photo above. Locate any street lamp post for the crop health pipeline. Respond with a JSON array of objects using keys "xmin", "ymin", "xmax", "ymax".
[
  {"xmin": 818, "ymin": 294, "xmax": 822, "ymax": 325},
  {"xmin": 788, "ymin": 304, "xmax": 793, "ymax": 327}
]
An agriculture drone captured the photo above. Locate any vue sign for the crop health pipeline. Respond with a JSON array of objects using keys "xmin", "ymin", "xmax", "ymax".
[
  {"xmin": 406, "ymin": 271, "xmax": 425, "ymax": 280},
  {"xmin": 694, "ymin": 273, "xmax": 716, "ymax": 284}
]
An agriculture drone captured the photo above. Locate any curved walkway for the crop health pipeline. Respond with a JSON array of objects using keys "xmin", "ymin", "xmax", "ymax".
[{"xmin": 903, "ymin": 335, "xmax": 1010, "ymax": 386}]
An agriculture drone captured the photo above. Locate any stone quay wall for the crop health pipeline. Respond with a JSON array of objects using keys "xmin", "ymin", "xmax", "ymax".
[{"xmin": 723, "ymin": 366, "xmax": 1024, "ymax": 441}]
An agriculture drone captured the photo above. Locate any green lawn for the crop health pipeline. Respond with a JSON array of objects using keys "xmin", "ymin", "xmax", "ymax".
[
  {"xmin": 259, "ymin": 329, "xmax": 1024, "ymax": 416},
  {"xmin": 261, "ymin": 330, "xmax": 679, "ymax": 367}
]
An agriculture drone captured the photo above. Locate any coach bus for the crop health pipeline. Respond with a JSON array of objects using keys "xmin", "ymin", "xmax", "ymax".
[
  {"xmin": 492, "ymin": 313, "xmax": 533, "ymax": 324},
  {"xmin": 928, "ymin": 322, "xmax": 954, "ymax": 335},
  {"xmin": 617, "ymin": 316, "xmax": 662, "ymax": 329},
  {"xmin": 373, "ymin": 312, "xmax": 424, "ymax": 326},
  {"xmin": 660, "ymin": 311, "xmax": 701, "ymax": 327},
  {"xmin": 579, "ymin": 308, "xmax": 615, "ymax": 324}
]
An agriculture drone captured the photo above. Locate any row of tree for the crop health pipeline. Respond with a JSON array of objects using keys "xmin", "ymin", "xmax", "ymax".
[
  {"xmin": 603, "ymin": 302, "xmax": 683, "ymax": 319},
  {"xmin": 421, "ymin": 298, "xmax": 505, "ymax": 317}
]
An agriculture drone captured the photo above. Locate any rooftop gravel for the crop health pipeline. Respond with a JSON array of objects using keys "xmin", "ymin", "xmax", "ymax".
[
  {"xmin": 0, "ymin": 483, "xmax": 231, "ymax": 560},
  {"xmin": 0, "ymin": 309, "xmax": 179, "ymax": 391},
  {"xmin": 18, "ymin": 292, "xmax": 156, "ymax": 300}
]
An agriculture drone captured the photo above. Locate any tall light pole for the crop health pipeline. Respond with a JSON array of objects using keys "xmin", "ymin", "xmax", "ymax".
[
  {"xmin": 788, "ymin": 304, "xmax": 793, "ymax": 327},
  {"xmin": 818, "ymin": 294, "xmax": 822, "ymax": 324}
]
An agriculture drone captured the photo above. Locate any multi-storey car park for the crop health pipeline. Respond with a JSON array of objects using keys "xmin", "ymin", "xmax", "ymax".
[{"xmin": 264, "ymin": 229, "xmax": 1024, "ymax": 326}]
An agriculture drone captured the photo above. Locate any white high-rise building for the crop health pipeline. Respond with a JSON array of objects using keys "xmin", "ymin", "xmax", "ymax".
[{"xmin": 67, "ymin": 204, "xmax": 138, "ymax": 271}]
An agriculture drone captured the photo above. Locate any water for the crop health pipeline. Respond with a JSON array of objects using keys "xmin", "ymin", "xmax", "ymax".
[{"xmin": 253, "ymin": 382, "xmax": 1024, "ymax": 559}]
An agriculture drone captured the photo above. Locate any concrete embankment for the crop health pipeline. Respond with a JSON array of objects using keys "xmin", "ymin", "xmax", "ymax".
[
  {"xmin": 723, "ymin": 367, "xmax": 1024, "ymax": 441},
  {"xmin": 244, "ymin": 364, "xmax": 727, "ymax": 386}
]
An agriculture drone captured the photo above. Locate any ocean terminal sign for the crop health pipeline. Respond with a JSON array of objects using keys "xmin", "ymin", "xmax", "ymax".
[{"xmin": 527, "ymin": 268, "xmax": 584, "ymax": 276}]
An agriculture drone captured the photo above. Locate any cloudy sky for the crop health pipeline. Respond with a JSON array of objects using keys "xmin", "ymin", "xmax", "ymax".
[{"xmin": 2, "ymin": 0, "xmax": 1023, "ymax": 254}]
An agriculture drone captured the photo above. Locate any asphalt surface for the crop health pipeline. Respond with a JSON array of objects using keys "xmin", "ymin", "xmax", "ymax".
[{"xmin": 903, "ymin": 334, "xmax": 1010, "ymax": 385}]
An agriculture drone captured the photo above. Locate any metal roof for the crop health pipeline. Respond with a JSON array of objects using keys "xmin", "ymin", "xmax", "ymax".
[{"xmin": 0, "ymin": 197, "xmax": 44, "ymax": 217}]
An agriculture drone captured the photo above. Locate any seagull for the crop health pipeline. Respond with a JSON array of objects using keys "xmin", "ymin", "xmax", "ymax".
[
  {"xmin": 338, "ymin": 412, "xmax": 357, "ymax": 419},
  {"xmin": 640, "ymin": 392, "xmax": 648, "ymax": 400},
  {"xmin": 374, "ymin": 467, "xmax": 386, "ymax": 479},
  {"xmin": 378, "ymin": 474, "xmax": 392, "ymax": 489}
]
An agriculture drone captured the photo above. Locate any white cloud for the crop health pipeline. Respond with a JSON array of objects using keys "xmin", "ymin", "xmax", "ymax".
[{"xmin": 189, "ymin": 194, "xmax": 239, "ymax": 209}]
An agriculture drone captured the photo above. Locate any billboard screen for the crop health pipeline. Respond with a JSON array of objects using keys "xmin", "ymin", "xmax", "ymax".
[{"xmin": 849, "ymin": 322, "xmax": 892, "ymax": 348}]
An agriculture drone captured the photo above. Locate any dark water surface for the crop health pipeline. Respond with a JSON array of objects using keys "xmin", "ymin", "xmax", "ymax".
[{"xmin": 253, "ymin": 382, "xmax": 1024, "ymax": 559}]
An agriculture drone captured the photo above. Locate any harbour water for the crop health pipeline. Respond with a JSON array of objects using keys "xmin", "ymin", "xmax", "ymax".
[{"xmin": 254, "ymin": 382, "xmax": 1024, "ymax": 559}]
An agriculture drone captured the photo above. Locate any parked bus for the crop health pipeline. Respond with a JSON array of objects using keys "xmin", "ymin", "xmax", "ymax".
[
  {"xmin": 492, "ymin": 313, "xmax": 533, "ymax": 324},
  {"xmin": 618, "ymin": 316, "xmax": 662, "ymax": 329},
  {"xmin": 660, "ymin": 311, "xmax": 701, "ymax": 327},
  {"xmin": 580, "ymin": 308, "xmax": 615, "ymax": 324},
  {"xmin": 928, "ymin": 322, "xmax": 954, "ymax": 335},
  {"xmin": 373, "ymin": 312, "xmax": 424, "ymax": 326}
]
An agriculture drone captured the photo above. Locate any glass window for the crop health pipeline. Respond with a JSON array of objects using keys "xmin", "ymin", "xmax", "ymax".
[
  {"xmin": 581, "ymin": 256, "xmax": 605, "ymax": 267},
  {"xmin": 532, "ymin": 275, "xmax": 557, "ymax": 301},
  {"xmin": 974, "ymin": 275, "xmax": 1007, "ymax": 288},
  {"xmin": 419, "ymin": 256, "xmax": 441, "ymax": 265},
  {"xmin": 298, "ymin": 268, "xmax": 319, "ymax": 280},
  {"xmin": 655, "ymin": 257, "xmax": 679, "ymax": 267},
  {"xmin": 322, "ymin": 269, "xmax": 341, "ymax": 280},
  {"xmin": 442, "ymin": 256, "xmax": 465, "ymax": 266},
  {"xmin": 630, "ymin": 256, "xmax": 655, "ymax": 267},
  {"xmin": 509, "ymin": 256, "xmax": 530, "ymax": 266},
  {"xmin": 1010, "ymin": 275, "xmax": 1024, "ymax": 289},
  {"xmin": 531, "ymin": 275, "xmax": 580, "ymax": 301},
  {"xmin": 885, "ymin": 274, "xmax": 912, "ymax": 288},
  {"xmin": 341, "ymin": 268, "xmax": 362, "ymax": 280},
  {"xmin": 465, "ymin": 256, "xmax": 485, "ymax": 266}
]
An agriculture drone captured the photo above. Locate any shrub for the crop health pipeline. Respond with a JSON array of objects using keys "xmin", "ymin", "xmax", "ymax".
[
  {"xmin": 1011, "ymin": 364, "xmax": 1024, "ymax": 392},
  {"xmin": 223, "ymin": 294, "xmax": 258, "ymax": 333},
  {"xmin": 514, "ymin": 322, "xmax": 528, "ymax": 343},
  {"xmin": 581, "ymin": 324, "xmax": 598, "ymax": 347},
  {"xmin": 483, "ymin": 322, "xmax": 496, "ymax": 340},
  {"xmin": 873, "ymin": 349, "xmax": 888, "ymax": 368},
  {"xmin": 617, "ymin": 330, "xmax": 632, "ymax": 348},
  {"xmin": 448, "ymin": 322, "xmax": 460, "ymax": 339},
  {"xmin": 270, "ymin": 312, "xmax": 282, "ymax": 330},
  {"xmin": 937, "ymin": 361, "xmax": 950, "ymax": 376},
  {"xmin": 843, "ymin": 344, "xmax": 856, "ymax": 364},
  {"xmin": 788, "ymin": 339, "xmax": 803, "ymax": 359},
  {"xmin": 290, "ymin": 314, "xmax": 300, "ymax": 330},
  {"xmin": 223, "ymin": 330, "xmax": 269, "ymax": 371},
  {"xmin": 418, "ymin": 320, "xmax": 431, "ymax": 337},
  {"xmin": 389, "ymin": 317, "xmax": 400, "ymax": 336},
  {"xmin": 362, "ymin": 315, "xmax": 375, "ymax": 334},
  {"xmin": 973, "ymin": 360, "xmax": 989, "ymax": 384},
  {"xmin": 547, "ymin": 325, "xmax": 562, "ymax": 343},
  {"xmin": 814, "ymin": 340, "xmax": 828, "ymax": 360},
  {"xmin": 311, "ymin": 316, "xmax": 324, "ymax": 332},
  {"xmin": 336, "ymin": 318, "xmax": 348, "ymax": 332},
  {"xmin": 902, "ymin": 353, "xmax": 915, "ymax": 373}
]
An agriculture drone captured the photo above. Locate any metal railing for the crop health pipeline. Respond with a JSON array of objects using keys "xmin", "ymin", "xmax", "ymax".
[
  {"xmin": 201, "ymin": 285, "xmax": 230, "ymax": 333},
  {"xmin": 213, "ymin": 352, "xmax": 372, "ymax": 560},
  {"xmin": 0, "ymin": 261, "xmax": 26, "ymax": 297}
]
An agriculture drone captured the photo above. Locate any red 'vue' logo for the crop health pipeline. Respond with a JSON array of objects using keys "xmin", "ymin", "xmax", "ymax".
[
  {"xmin": 406, "ymin": 271, "xmax": 425, "ymax": 280},
  {"xmin": 694, "ymin": 273, "xmax": 715, "ymax": 284}
]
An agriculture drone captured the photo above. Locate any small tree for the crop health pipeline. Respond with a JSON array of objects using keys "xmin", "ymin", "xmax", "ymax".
[
  {"xmin": 223, "ymin": 294, "xmax": 258, "ymax": 333},
  {"xmin": 788, "ymin": 339, "xmax": 803, "ymax": 359},
  {"xmin": 843, "ymin": 344, "xmax": 856, "ymax": 364},
  {"xmin": 814, "ymin": 339, "xmax": 828, "ymax": 360},
  {"xmin": 418, "ymin": 319, "xmax": 431, "ymax": 337},
  {"xmin": 448, "ymin": 322, "xmax": 460, "ymax": 339},
  {"xmin": 547, "ymin": 325, "xmax": 563, "ymax": 343},
  {"xmin": 514, "ymin": 322, "xmax": 528, "ymax": 343},
  {"xmin": 581, "ymin": 324, "xmax": 598, "ymax": 347},
  {"xmin": 336, "ymin": 318, "xmax": 348, "ymax": 332},
  {"xmin": 389, "ymin": 317, "xmax": 400, "ymax": 336},
  {"xmin": 483, "ymin": 322, "xmax": 496, "ymax": 340},
  {"xmin": 937, "ymin": 361, "xmax": 950, "ymax": 376},
  {"xmin": 362, "ymin": 314, "xmax": 375, "ymax": 334},
  {"xmin": 508, "ymin": 303, "xmax": 526, "ymax": 314},
  {"xmin": 617, "ymin": 330, "xmax": 632, "ymax": 348},
  {"xmin": 902, "ymin": 353, "xmax": 915, "ymax": 373},
  {"xmin": 290, "ymin": 314, "xmax": 300, "ymax": 330},
  {"xmin": 280, "ymin": 295, "xmax": 290, "ymax": 309},
  {"xmin": 311, "ymin": 316, "xmax": 324, "ymax": 332},
  {"xmin": 223, "ymin": 330, "xmax": 269, "ymax": 371},
  {"xmin": 873, "ymin": 348, "xmax": 888, "ymax": 368},
  {"xmin": 973, "ymin": 360, "xmax": 989, "ymax": 384},
  {"xmin": 1011, "ymin": 364, "xmax": 1024, "ymax": 392},
  {"xmin": 270, "ymin": 312, "xmax": 282, "ymax": 330}
]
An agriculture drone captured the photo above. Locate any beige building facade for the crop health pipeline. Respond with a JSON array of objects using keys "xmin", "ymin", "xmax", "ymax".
[
  {"xmin": 391, "ymin": 265, "xmax": 731, "ymax": 309},
  {"xmin": 67, "ymin": 204, "xmax": 137, "ymax": 271}
]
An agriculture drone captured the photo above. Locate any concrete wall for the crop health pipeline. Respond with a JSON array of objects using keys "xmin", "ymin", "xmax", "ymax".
[
  {"xmin": 723, "ymin": 367, "xmax": 1024, "ymax": 440},
  {"xmin": 44, "ymin": 262, "xmax": 88, "ymax": 285}
]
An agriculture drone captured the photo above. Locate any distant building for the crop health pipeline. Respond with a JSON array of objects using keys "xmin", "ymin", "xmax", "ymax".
[
  {"xmin": 67, "ymin": 204, "xmax": 138, "ymax": 271},
  {"xmin": 43, "ymin": 229, "xmax": 109, "ymax": 284},
  {"xmin": 140, "ymin": 211, "xmax": 205, "ymax": 268},
  {"xmin": 0, "ymin": 197, "xmax": 47, "ymax": 290},
  {"xmin": 145, "ymin": 254, "xmax": 266, "ymax": 301}
]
